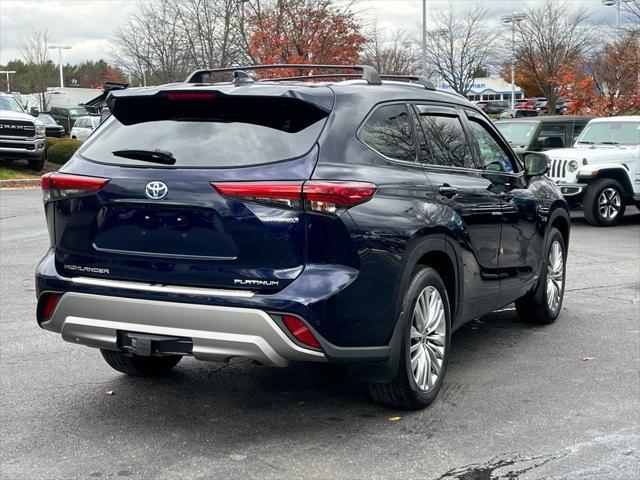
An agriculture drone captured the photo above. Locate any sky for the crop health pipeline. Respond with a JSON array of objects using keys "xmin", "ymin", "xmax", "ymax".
[{"xmin": 0, "ymin": 0, "xmax": 622, "ymax": 67}]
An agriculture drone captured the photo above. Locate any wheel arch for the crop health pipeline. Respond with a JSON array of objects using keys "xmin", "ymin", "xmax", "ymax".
[
  {"xmin": 395, "ymin": 234, "xmax": 461, "ymax": 325},
  {"xmin": 353, "ymin": 233, "xmax": 460, "ymax": 384},
  {"xmin": 581, "ymin": 167, "xmax": 635, "ymax": 197},
  {"xmin": 548, "ymin": 206, "xmax": 570, "ymax": 249}
]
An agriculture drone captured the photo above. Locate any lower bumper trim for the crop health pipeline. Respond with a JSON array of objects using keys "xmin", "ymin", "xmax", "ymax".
[{"xmin": 42, "ymin": 292, "xmax": 326, "ymax": 367}]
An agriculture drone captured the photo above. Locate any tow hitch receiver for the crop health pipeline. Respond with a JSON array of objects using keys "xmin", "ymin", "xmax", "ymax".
[{"xmin": 119, "ymin": 332, "xmax": 193, "ymax": 357}]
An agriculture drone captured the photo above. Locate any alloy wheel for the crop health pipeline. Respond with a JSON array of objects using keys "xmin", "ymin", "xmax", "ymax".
[
  {"xmin": 598, "ymin": 187, "xmax": 621, "ymax": 221},
  {"xmin": 546, "ymin": 240, "xmax": 564, "ymax": 314},
  {"xmin": 410, "ymin": 286, "xmax": 446, "ymax": 392}
]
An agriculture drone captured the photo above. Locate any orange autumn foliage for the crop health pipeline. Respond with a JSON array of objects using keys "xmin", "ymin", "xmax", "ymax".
[
  {"xmin": 557, "ymin": 34, "xmax": 640, "ymax": 116},
  {"xmin": 247, "ymin": 0, "xmax": 365, "ymax": 77}
]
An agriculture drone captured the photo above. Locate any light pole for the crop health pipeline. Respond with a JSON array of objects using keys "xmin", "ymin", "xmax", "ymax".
[
  {"xmin": 501, "ymin": 13, "xmax": 527, "ymax": 109},
  {"xmin": 48, "ymin": 44, "xmax": 72, "ymax": 88},
  {"xmin": 421, "ymin": 0, "xmax": 427, "ymax": 77},
  {"xmin": 0, "ymin": 70, "xmax": 16, "ymax": 92},
  {"xmin": 602, "ymin": 0, "xmax": 631, "ymax": 27}
]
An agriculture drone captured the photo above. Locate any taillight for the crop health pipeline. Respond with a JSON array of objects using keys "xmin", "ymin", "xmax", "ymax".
[
  {"xmin": 303, "ymin": 181, "xmax": 377, "ymax": 213},
  {"xmin": 41, "ymin": 173, "xmax": 110, "ymax": 202},
  {"xmin": 282, "ymin": 315, "xmax": 321, "ymax": 349},
  {"xmin": 211, "ymin": 181, "xmax": 376, "ymax": 214},
  {"xmin": 37, "ymin": 292, "xmax": 61, "ymax": 323}
]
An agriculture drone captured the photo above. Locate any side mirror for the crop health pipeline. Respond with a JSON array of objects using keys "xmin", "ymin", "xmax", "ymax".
[
  {"xmin": 30, "ymin": 107, "xmax": 39, "ymax": 116},
  {"xmin": 523, "ymin": 152, "xmax": 550, "ymax": 177}
]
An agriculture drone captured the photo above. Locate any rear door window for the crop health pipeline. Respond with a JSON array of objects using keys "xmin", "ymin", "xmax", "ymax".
[
  {"xmin": 80, "ymin": 95, "xmax": 329, "ymax": 168},
  {"xmin": 359, "ymin": 104, "xmax": 416, "ymax": 162},
  {"xmin": 414, "ymin": 106, "xmax": 475, "ymax": 169}
]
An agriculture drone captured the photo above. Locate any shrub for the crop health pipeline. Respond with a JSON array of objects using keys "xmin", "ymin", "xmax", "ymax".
[
  {"xmin": 47, "ymin": 140, "xmax": 82, "ymax": 165},
  {"xmin": 45, "ymin": 136, "xmax": 67, "ymax": 152}
]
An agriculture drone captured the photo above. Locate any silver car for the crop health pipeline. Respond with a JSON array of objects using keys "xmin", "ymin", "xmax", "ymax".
[{"xmin": 70, "ymin": 115, "xmax": 100, "ymax": 142}]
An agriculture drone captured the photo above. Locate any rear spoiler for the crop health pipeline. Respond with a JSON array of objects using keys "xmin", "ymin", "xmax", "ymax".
[
  {"xmin": 106, "ymin": 86, "xmax": 334, "ymax": 123},
  {"xmin": 105, "ymin": 88, "xmax": 332, "ymax": 129}
]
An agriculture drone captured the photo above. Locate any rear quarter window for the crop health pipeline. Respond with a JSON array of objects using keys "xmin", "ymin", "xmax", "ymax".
[{"xmin": 358, "ymin": 104, "xmax": 416, "ymax": 162}]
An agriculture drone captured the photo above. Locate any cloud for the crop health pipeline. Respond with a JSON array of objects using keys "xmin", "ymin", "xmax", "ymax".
[{"xmin": 0, "ymin": 0, "xmax": 623, "ymax": 66}]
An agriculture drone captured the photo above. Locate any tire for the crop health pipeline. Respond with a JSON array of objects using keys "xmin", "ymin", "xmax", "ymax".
[
  {"xmin": 515, "ymin": 227, "xmax": 566, "ymax": 324},
  {"xmin": 28, "ymin": 153, "xmax": 45, "ymax": 171},
  {"xmin": 368, "ymin": 267, "xmax": 451, "ymax": 410},
  {"xmin": 582, "ymin": 178, "xmax": 626, "ymax": 226},
  {"xmin": 100, "ymin": 349, "xmax": 181, "ymax": 376}
]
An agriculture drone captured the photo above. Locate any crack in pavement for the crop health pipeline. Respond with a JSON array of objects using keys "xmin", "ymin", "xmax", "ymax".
[
  {"xmin": 565, "ymin": 281, "xmax": 640, "ymax": 293},
  {"xmin": 432, "ymin": 429, "xmax": 640, "ymax": 480}
]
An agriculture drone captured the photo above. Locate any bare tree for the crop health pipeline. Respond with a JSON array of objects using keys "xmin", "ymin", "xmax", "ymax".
[
  {"xmin": 360, "ymin": 23, "xmax": 416, "ymax": 75},
  {"xmin": 112, "ymin": 0, "xmax": 246, "ymax": 85},
  {"xmin": 424, "ymin": 5, "xmax": 497, "ymax": 95},
  {"xmin": 621, "ymin": 0, "xmax": 640, "ymax": 33},
  {"xmin": 513, "ymin": 1, "xmax": 594, "ymax": 112},
  {"xmin": 19, "ymin": 26, "xmax": 50, "ymax": 65},
  {"xmin": 170, "ymin": 0, "xmax": 246, "ymax": 70},
  {"xmin": 112, "ymin": 0, "xmax": 189, "ymax": 85},
  {"xmin": 19, "ymin": 26, "xmax": 54, "ymax": 108}
]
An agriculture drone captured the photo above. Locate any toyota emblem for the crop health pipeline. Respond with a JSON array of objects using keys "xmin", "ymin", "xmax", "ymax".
[{"xmin": 145, "ymin": 181, "xmax": 168, "ymax": 200}]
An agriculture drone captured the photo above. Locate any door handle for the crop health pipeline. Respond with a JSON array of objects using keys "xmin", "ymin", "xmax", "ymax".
[{"xmin": 438, "ymin": 185, "xmax": 458, "ymax": 198}]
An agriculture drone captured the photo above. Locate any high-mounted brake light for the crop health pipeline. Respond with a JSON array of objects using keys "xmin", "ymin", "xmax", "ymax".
[
  {"xmin": 41, "ymin": 173, "xmax": 110, "ymax": 202},
  {"xmin": 211, "ymin": 181, "xmax": 376, "ymax": 214},
  {"xmin": 282, "ymin": 315, "xmax": 321, "ymax": 349},
  {"xmin": 166, "ymin": 92, "xmax": 216, "ymax": 101}
]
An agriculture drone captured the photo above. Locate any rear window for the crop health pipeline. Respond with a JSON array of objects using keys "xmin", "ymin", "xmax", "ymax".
[{"xmin": 79, "ymin": 96, "xmax": 329, "ymax": 168}]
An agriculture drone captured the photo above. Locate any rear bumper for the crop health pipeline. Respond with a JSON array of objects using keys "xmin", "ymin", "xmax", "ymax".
[
  {"xmin": 35, "ymin": 250, "xmax": 395, "ymax": 364},
  {"xmin": 41, "ymin": 291, "xmax": 326, "ymax": 367}
]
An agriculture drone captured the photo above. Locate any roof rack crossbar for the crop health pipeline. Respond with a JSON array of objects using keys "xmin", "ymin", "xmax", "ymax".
[
  {"xmin": 379, "ymin": 75, "xmax": 435, "ymax": 90},
  {"xmin": 263, "ymin": 73, "xmax": 363, "ymax": 82},
  {"xmin": 186, "ymin": 64, "xmax": 382, "ymax": 85},
  {"xmin": 260, "ymin": 73, "xmax": 435, "ymax": 90}
]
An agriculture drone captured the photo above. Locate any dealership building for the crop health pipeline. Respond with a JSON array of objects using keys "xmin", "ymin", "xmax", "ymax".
[{"xmin": 438, "ymin": 77, "xmax": 524, "ymax": 102}]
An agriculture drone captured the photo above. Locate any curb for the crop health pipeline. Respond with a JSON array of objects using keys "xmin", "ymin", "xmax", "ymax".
[{"xmin": 0, "ymin": 178, "xmax": 41, "ymax": 189}]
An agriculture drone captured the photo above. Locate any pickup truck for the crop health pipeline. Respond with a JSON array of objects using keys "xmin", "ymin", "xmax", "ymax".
[{"xmin": 0, "ymin": 93, "xmax": 46, "ymax": 170}]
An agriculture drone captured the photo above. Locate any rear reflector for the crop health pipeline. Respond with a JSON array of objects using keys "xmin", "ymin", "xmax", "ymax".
[
  {"xmin": 38, "ymin": 293, "xmax": 61, "ymax": 322},
  {"xmin": 282, "ymin": 315, "xmax": 321, "ymax": 349},
  {"xmin": 41, "ymin": 173, "xmax": 109, "ymax": 202},
  {"xmin": 211, "ymin": 181, "xmax": 376, "ymax": 214}
]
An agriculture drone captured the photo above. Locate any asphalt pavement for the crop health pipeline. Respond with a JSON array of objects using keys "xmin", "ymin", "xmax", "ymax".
[{"xmin": 1, "ymin": 188, "xmax": 638, "ymax": 480}]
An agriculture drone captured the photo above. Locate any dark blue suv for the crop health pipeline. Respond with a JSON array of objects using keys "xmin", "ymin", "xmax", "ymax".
[{"xmin": 35, "ymin": 65, "xmax": 570, "ymax": 409}]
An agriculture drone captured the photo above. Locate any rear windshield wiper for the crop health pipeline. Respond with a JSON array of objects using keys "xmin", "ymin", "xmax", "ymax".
[
  {"xmin": 577, "ymin": 141, "xmax": 595, "ymax": 144},
  {"xmin": 599, "ymin": 141, "xmax": 619, "ymax": 145},
  {"xmin": 112, "ymin": 149, "xmax": 176, "ymax": 165}
]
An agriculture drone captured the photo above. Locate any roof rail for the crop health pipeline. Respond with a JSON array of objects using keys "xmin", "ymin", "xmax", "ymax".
[{"xmin": 185, "ymin": 64, "xmax": 382, "ymax": 85}]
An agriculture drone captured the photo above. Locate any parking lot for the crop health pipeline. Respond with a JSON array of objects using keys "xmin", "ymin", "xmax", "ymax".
[{"xmin": 0, "ymin": 188, "xmax": 638, "ymax": 479}]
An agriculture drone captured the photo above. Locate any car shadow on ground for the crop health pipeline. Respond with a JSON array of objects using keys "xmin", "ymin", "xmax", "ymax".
[
  {"xmin": 49, "ymin": 307, "xmax": 541, "ymax": 446},
  {"xmin": 569, "ymin": 206, "xmax": 640, "ymax": 226}
]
